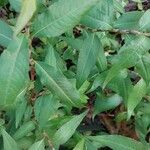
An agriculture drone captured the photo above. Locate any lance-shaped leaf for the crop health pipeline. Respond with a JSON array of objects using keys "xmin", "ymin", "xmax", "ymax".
[
  {"xmin": 103, "ymin": 36, "xmax": 150, "ymax": 88},
  {"xmin": 127, "ymin": 79, "xmax": 147, "ymax": 119},
  {"xmin": 29, "ymin": 139, "xmax": 45, "ymax": 150},
  {"xmin": 14, "ymin": 0, "xmax": 36, "ymax": 36},
  {"xmin": 32, "ymin": 0, "xmax": 98, "ymax": 37},
  {"xmin": 13, "ymin": 121, "xmax": 35, "ymax": 140},
  {"xmin": 88, "ymin": 135, "xmax": 147, "ymax": 150},
  {"xmin": 34, "ymin": 94, "xmax": 60, "ymax": 129},
  {"xmin": 53, "ymin": 111, "xmax": 87, "ymax": 149},
  {"xmin": 45, "ymin": 44, "xmax": 57, "ymax": 68},
  {"xmin": 0, "ymin": 20, "xmax": 13, "ymax": 47},
  {"xmin": 136, "ymin": 54, "xmax": 150, "ymax": 84},
  {"xmin": 63, "ymin": 36, "xmax": 107, "ymax": 73},
  {"xmin": 76, "ymin": 33, "xmax": 103, "ymax": 88},
  {"xmin": 94, "ymin": 94, "xmax": 122, "ymax": 116},
  {"xmin": 73, "ymin": 139, "xmax": 85, "ymax": 150},
  {"xmin": 139, "ymin": 9, "xmax": 150, "ymax": 31},
  {"xmin": 15, "ymin": 88, "xmax": 27, "ymax": 128},
  {"xmin": 2, "ymin": 129, "xmax": 19, "ymax": 150},
  {"xmin": 81, "ymin": 0, "xmax": 114, "ymax": 30},
  {"xmin": 0, "ymin": 35, "xmax": 29, "ymax": 108},
  {"xmin": 35, "ymin": 62, "xmax": 82, "ymax": 107},
  {"xmin": 114, "ymin": 11, "xmax": 143, "ymax": 30}
]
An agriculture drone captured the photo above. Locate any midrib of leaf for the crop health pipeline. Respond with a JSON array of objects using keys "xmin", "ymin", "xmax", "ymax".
[
  {"xmin": 16, "ymin": 87, "xmax": 27, "ymax": 99},
  {"xmin": 33, "ymin": 1, "xmax": 95, "ymax": 36},
  {"xmin": 36, "ymin": 62, "xmax": 75, "ymax": 106},
  {"xmin": 3, "ymin": 37, "xmax": 24, "ymax": 105},
  {"xmin": 0, "ymin": 33, "xmax": 12, "ymax": 41},
  {"xmin": 78, "ymin": 34, "xmax": 95, "ymax": 83}
]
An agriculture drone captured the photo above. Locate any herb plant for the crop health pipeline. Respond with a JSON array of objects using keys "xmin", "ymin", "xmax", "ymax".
[{"xmin": 0, "ymin": 0, "xmax": 150, "ymax": 149}]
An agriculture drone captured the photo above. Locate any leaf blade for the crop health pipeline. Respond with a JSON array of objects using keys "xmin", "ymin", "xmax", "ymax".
[{"xmin": 32, "ymin": 0, "xmax": 98, "ymax": 37}]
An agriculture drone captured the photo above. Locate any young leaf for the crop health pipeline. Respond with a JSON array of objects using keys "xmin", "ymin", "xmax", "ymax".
[
  {"xmin": 94, "ymin": 94, "xmax": 122, "ymax": 116},
  {"xmin": 29, "ymin": 139, "xmax": 45, "ymax": 150},
  {"xmin": 139, "ymin": 9, "xmax": 150, "ymax": 31},
  {"xmin": 114, "ymin": 11, "xmax": 143, "ymax": 30},
  {"xmin": 90, "ymin": 70, "xmax": 132, "ymax": 101},
  {"xmin": 127, "ymin": 79, "xmax": 147, "ymax": 119},
  {"xmin": 32, "ymin": 0, "xmax": 98, "ymax": 37},
  {"xmin": 13, "ymin": 121, "xmax": 35, "ymax": 140},
  {"xmin": 64, "ymin": 35, "xmax": 107, "ymax": 73},
  {"xmin": 34, "ymin": 94, "xmax": 60, "ymax": 129},
  {"xmin": 62, "ymin": 37, "xmax": 84, "ymax": 50},
  {"xmin": 45, "ymin": 44, "xmax": 57, "ymax": 68},
  {"xmin": 15, "ymin": 88, "xmax": 27, "ymax": 128},
  {"xmin": 136, "ymin": 54, "xmax": 150, "ymax": 84},
  {"xmin": 73, "ymin": 139, "xmax": 85, "ymax": 150},
  {"xmin": 14, "ymin": 0, "xmax": 36, "ymax": 36},
  {"xmin": 53, "ymin": 111, "xmax": 87, "ymax": 149},
  {"xmin": 103, "ymin": 36, "xmax": 150, "ymax": 87},
  {"xmin": 0, "ymin": 20, "xmax": 13, "ymax": 47},
  {"xmin": 2, "ymin": 129, "xmax": 19, "ymax": 150},
  {"xmin": 81, "ymin": 0, "xmax": 114, "ymax": 30},
  {"xmin": 35, "ymin": 61, "xmax": 82, "ymax": 107},
  {"xmin": 0, "ymin": 35, "xmax": 29, "ymax": 108},
  {"xmin": 76, "ymin": 33, "xmax": 101, "ymax": 88},
  {"xmin": 88, "ymin": 135, "xmax": 147, "ymax": 150}
]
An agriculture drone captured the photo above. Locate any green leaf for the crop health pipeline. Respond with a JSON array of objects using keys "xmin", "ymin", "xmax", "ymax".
[
  {"xmin": 96, "ymin": 40, "xmax": 107, "ymax": 72},
  {"xmin": 94, "ymin": 94, "xmax": 122, "ymax": 116},
  {"xmin": 103, "ymin": 36, "xmax": 150, "ymax": 88},
  {"xmin": 34, "ymin": 94, "xmax": 60, "ymax": 129},
  {"xmin": 13, "ymin": 121, "xmax": 35, "ymax": 140},
  {"xmin": 76, "ymin": 32, "xmax": 103, "ymax": 88},
  {"xmin": 91, "ymin": 70, "xmax": 132, "ymax": 102},
  {"xmin": 45, "ymin": 44, "xmax": 57, "ymax": 68},
  {"xmin": 53, "ymin": 111, "xmax": 87, "ymax": 149},
  {"xmin": 17, "ymin": 137, "xmax": 34, "ymax": 150},
  {"xmin": 32, "ymin": 0, "xmax": 98, "ymax": 37},
  {"xmin": 29, "ymin": 140, "xmax": 45, "ymax": 150},
  {"xmin": 64, "ymin": 35, "xmax": 107, "ymax": 73},
  {"xmin": 15, "ymin": 89, "xmax": 27, "ymax": 128},
  {"xmin": 0, "ymin": 35, "xmax": 29, "ymax": 108},
  {"xmin": 114, "ymin": 11, "xmax": 143, "ymax": 30},
  {"xmin": 139, "ymin": 9, "xmax": 150, "ymax": 31},
  {"xmin": 14, "ymin": 0, "xmax": 36, "ymax": 36},
  {"xmin": 136, "ymin": 54, "xmax": 150, "ymax": 84},
  {"xmin": 81, "ymin": 0, "xmax": 114, "ymax": 30},
  {"xmin": 2, "ymin": 129, "xmax": 19, "ymax": 150},
  {"xmin": 35, "ymin": 61, "xmax": 82, "ymax": 107},
  {"xmin": 62, "ymin": 37, "xmax": 84, "ymax": 50},
  {"xmin": 44, "ymin": 44, "xmax": 66, "ymax": 72},
  {"xmin": 0, "ymin": 0, "xmax": 8, "ymax": 6},
  {"xmin": 0, "ymin": 20, "xmax": 13, "ymax": 47},
  {"xmin": 113, "ymin": 0, "xmax": 124, "ymax": 13},
  {"xmin": 73, "ymin": 139, "xmax": 85, "ymax": 150},
  {"xmin": 88, "ymin": 135, "xmax": 147, "ymax": 150},
  {"xmin": 127, "ymin": 79, "xmax": 147, "ymax": 119},
  {"xmin": 9, "ymin": 0, "xmax": 22, "ymax": 12}
]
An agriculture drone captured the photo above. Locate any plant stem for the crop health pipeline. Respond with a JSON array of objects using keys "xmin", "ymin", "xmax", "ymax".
[{"xmin": 96, "ymin": 29, "xmax": 150, "ymax": 37}]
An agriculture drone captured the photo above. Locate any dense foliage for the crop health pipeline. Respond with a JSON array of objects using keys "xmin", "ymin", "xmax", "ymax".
[{"xmin": 0, "ymin": 0, "xmax": 150, "ymax": 149}]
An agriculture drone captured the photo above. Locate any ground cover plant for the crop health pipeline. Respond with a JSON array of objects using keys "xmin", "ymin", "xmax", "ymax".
[{"xmin": 0, "ymin": 0, "xmax": 150, "ymax": 149}]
